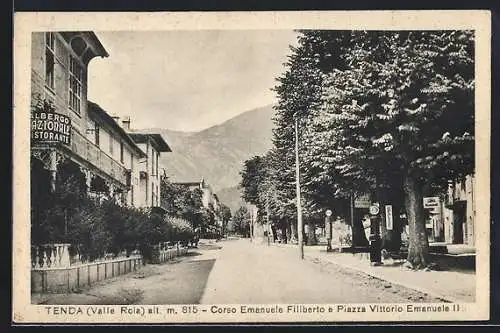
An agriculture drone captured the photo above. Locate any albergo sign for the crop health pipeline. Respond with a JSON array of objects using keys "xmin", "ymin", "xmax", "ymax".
[{"xmin": 31, "ymin": 110, "xmax": 71, "ymax": 145}]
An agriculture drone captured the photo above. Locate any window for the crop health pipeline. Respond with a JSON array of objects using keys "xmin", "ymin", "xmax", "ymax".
[
  {"xmin": 69, "ymin": 56, "xmax": 83, "ymax": 114},
  {"xmin": 45, "ymin": 32, "xmax": 55, "ymax": 90},
  {"xmin": 156, "ymin": 151, "xmax": 159, "ymax": 179},
  {"xmin": 94, "ymin": 123, "xmax": 100, "ymax": 147},
  {"xmin": 109, "ymin": 135, "xmax": 114, "ymax": 155},
  {"xmin": 120, "ymin": 141, "xmax": 124, "ymax": 164},
  {"xmin": 130, "ymin": 185, "xmax": 134, "ymax": 206},
  {"xmin": 151, "ymin": 150, "xmax": 155, "ymax": 175}
]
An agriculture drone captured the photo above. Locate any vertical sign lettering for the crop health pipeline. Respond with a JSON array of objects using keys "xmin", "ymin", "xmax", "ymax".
[{"xmin": 385, "ymin": 205, "xmax": 393, "ymax": 230}]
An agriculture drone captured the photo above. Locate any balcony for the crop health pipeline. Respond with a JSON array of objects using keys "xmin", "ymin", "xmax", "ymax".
[{"xmin": 69, "ymin": 129, "xmax": 129, "ymax": 186}]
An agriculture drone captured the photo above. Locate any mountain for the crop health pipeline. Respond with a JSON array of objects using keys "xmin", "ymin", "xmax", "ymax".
[
  {"xmin": 215, "ymin": 185, "xmax": 247, "ymax": 214},
  {"xmin": 142, "ymin": 104, "xmax": 275, "ymax": 210}
]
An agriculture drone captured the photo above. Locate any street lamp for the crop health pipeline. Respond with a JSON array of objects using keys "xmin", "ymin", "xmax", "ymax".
[
  {"xmin": 293, "ymin": 112, "xmax": 304, "ymax": 260},
  {"xmin": 325, "ymin": 209, "xmax": 333, "ymax": 252},
  {"xmin": 266, "ymin": 193, "xmax": 271, "ymax": 246}
]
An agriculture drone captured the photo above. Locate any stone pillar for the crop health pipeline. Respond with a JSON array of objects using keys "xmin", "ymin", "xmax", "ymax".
[
  {"xmin": 49, "ymin": 150, "xmax": 57, "ymax": 192},
  {"xmin": 443, "ymin": 208, "xmax": 453, "ymax": 244},
  {"xmin": 55, "ymin": 243, "xmax": 71, "ymax": 267},
  {"xmin": 466, "ymin": 175, "xmax": 475, "ymax": 246},
  {"xmin": 108, "ymin": 182, "xmax": 115, "ymax": 202},
  {"xmin": 85, "ymin": 170, "xmax": 92, "ymax": 195}
]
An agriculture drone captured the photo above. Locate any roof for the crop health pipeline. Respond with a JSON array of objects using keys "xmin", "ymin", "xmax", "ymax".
[
  {"xmin": 88, "ymin": 32, "xmax": 109, "ymax": 58},
  {"xmin": 87, "ymin": 101, "xmax": 147, "ymax": 158},
  {"xmin": 59, "ymin": 31, "xmax": 109, "ymax": 59},
  {"xmin": 173, "ymin": 181, "xmax": 201, "ymax": 187},
  {"xmin": 129, "ymin": 133, "xmax": 172, "ymax": 152}
]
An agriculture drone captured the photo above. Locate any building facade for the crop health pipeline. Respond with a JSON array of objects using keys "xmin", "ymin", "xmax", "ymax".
[
  {"xmin": 174, "ymin": 178, "xmax": 217, "ymax": 210},
  {"xmin": 31, "ymin": 31, "xmax": 140, "ymax": 203},
  {"xmin": 128, "ymin": 132, "xmax": 171, "ymax": 209},
  {"xmin": 442, "ymin": 174, "xmax": 476, "ymax": 246},
  {"xmin": 30, "ymin": 31, "xmax": 172, "ymax": 210},
  {"xmin": 85, "ymin": 102, "xmax": 147, "ymax": 205}
]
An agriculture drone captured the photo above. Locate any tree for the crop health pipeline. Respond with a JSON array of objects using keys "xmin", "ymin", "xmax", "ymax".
[
  {"xmin": 230, "ymin": 206, "xmax": 251, "ymax": 237},
  {"xmin": 219, "ymin": 204, "xmax": 232, "ymax": 237},
  {"xmin": 160, "ymin": 176, "xmax": 205, "ymax": 231},
  {"xmin": 240, "ymin": 156, "xmax": 267, "ymax": 206},
  {"xmin": 270, "ymin": 31, "xmax": 358, "ymax": 244},
  {"xmin": 268, "ymin": 30, "xmax": 474, "ymax": 268},
  {"xmin": 315, "ymin": 31, "xmax": 474, "ymax": 267}
]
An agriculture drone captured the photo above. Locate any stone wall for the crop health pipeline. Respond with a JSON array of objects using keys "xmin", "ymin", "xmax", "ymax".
[{"xmin": 32, "ymin": 255, "xmax": 142, "ymax": 293}]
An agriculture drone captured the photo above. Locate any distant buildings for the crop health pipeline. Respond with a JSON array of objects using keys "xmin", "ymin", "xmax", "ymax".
[
  {"xmin": 413, "ymin": 175, "xmax": 476, "ymax": 247},
  {"xmin": 174, "ymin": 178, "xmax": 223, "ymax": 232},
  {"xmin": 443, "ymin": 175, "xmax": 476, "ymax": 246},
  {"xmin": 174, "ymin": 178, "xmax": 218, "ymax": 210},
  {"xmin": 127, "ymin": 131, "xmax": 171, "ymax": 209}
]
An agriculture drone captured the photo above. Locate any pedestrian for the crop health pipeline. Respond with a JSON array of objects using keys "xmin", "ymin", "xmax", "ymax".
[{"xmin": 271, "ymin": 224, "xmax": 277, "ymax": 242}]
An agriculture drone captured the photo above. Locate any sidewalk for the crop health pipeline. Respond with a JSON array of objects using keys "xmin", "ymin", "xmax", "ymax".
[{"xmin": 269, "ymin": 242, "xmax": 475, "ymax": 303}]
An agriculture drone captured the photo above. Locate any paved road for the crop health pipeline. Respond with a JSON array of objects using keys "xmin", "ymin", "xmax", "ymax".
[
  {"xmin": 200, "ymin": 238, "xmax": 435, "ymax": 304},
  {"xmin": 33, "ymin": 238, "xmax": 436, "ymax": 305}
]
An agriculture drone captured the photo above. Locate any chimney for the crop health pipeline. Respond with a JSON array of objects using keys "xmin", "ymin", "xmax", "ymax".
[
  {"xmin": 111, "ymin": 114, "xmax": 120, "ymax": 124},
  {"xmin": 122, "ymin": 116, "xmax": 131, "ymax": 131}
]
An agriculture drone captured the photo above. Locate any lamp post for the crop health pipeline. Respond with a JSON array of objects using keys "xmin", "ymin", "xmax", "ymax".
[
  {"xmin": 350, "ymin": 192, "xmax": 355, "ymax": 248},
  {"xmin": 266, "ymin": 193, "xmax": 271, "ymax": 246},
  {"xmin": 294, "ymin": 112, "xmax": 304, "ymax": 260},
  {"xmin": 325, "ymin": 209, "xmax": 333, "ymax": 252},
  {"xmin": 249, "ymin": 206, "xmax": 254, "ymax": 242}
]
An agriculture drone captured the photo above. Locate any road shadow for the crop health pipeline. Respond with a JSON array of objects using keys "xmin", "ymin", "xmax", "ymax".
[
  {"xmin": 197, "ymin": 244, "xmax": 223, "ymax": 251},
  {"xmin": 183, "ymin": 251, "xmax": 203, "ymax": 257},
  {"xmin": 32, "ymin": 258, "xmax": 217, "ymax": 305}
]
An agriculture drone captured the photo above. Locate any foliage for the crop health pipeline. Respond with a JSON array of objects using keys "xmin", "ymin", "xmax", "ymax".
[
  {"xmin": 241, "ymin": 30, "xmax": 474, "ymax": 267},
  {"xmin": 160, "ymin": 176, "xmax": 232, "ymax": 239},
  {"xmin": 228, "ymin": 206, "xmax": 251, "ymax": 237},
  {"xmin": 31, "ymin": 160, "xmax": 195, "ymax": 262},
  {"xmin": 218, "ymin": 203, "xmax": 232, "ymax": 235},
  {"xmin": 240, "ymin": 156, "xmax": 268, "ymax": 205},
  {"xmin": 160, "ymin": 177, "xmax": 207, "ymax": 229}
]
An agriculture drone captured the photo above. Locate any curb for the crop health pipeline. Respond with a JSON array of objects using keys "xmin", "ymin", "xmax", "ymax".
[
  {"xmin": 268, "ymin": 242, "xmax": 463, "ymax": 303},
  {"xmin": 303, "ymin": 253, "xmax": 462, "ymax": 303}
]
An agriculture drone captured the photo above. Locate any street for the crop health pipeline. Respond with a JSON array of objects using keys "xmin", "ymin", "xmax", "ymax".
[
  {"xmin": 33, "ymin": 238, "xmax": 442, "ymax": 305},
  {"xmin": 200, "ymin": 239, "xmax": 440, "ymax": 304}
]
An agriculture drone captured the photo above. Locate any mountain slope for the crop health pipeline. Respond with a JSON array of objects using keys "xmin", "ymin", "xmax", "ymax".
[
  {"xmin": 144, "ymin": 104, "xmax": 275, "ymax": 196},
  {"xmin": 215, "ymin": 185, "xmax": 246, "ymax": 214}
]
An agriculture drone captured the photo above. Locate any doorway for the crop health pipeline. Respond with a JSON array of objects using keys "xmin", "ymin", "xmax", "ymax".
[{"xmin": 452, "ymin": 201, "xmax": 466, "ymax": 244}]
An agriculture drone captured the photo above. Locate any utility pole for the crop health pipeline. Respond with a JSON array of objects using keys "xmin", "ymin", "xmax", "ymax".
[
  {"xmin": 294, "ymin": 113, "xmax": 304, "ymax": 260},
  {"xmin": 249, "ymin": 207, "xmax": 253, "ymax": 242},
  {"xmin": 350, "ymin": 192, "xmax": 355, "ymax": 248},
  {"xmin": 266, "ymin": 193, "xmax": 271, "ymax": 246}
]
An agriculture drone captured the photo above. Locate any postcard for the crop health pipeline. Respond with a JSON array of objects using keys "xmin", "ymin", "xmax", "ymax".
[{"xmin": 13, "ymin": 10, "xmax": 491, "ymax": 323}]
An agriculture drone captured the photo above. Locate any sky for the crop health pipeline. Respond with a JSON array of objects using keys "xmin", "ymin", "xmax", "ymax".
[{"xmin": 87, "ymin": 30, "xmax": 298, "ymax": 132}]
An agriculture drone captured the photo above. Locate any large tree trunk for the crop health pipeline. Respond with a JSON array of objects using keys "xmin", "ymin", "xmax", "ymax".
[
  {"xmin": 289, "ymin": 218, "xmax": 297, "ymax": 243},
  {"xmin": 403, "ymin": 173, "xmax": 430, "ymax": 268},
  {"xmin": 306, "ymin": 221, "xmax": 317, "ymax": 245},
  {"xmin": 279, "ymin": 218, "xmax": 288, "ymax": 244}
]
